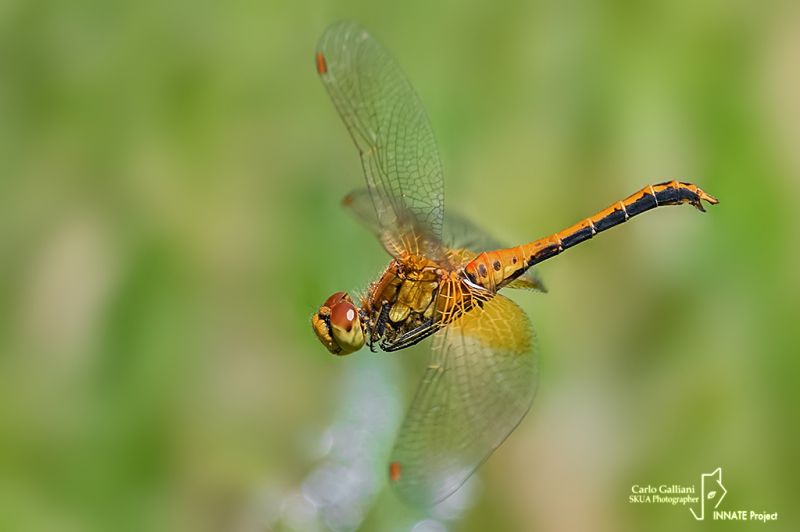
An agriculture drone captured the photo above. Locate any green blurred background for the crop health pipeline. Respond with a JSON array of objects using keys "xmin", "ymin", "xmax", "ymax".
[{"xmin": 1, "ymin": 0, "xmax": 798, "ymax": 530}]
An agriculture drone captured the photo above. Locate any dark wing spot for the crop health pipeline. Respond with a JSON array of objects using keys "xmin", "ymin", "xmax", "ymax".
[
  {"xmin": 477, "ymin": 264, "xmax": 488, "ymax": 277},
  {"xmin": 512, "ymin": 256, "xmax": 518, "ymax": 264},
  {"xmin": 492, "ymin": 260, "xmax": 501, "ymax": 271}
]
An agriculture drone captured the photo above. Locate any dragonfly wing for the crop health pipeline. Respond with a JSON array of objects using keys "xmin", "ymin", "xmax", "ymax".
[
  {"xmin": 442, "ymin": 211, "xmax": 505, "ymax": 253},
  {"xmin": 317, "ymin": 22, "xmax": 446, "ymax": 260},
  {"xmin": 342, "ymin": 188, "xmax": 545, "ymax": 291},
  {"xmin": 341, "ymin": 188, "xmax": 381, "ymax": 234},
  {"xmin": 389, "ymin": 293, "xmax": 538, "ymax": 507}
]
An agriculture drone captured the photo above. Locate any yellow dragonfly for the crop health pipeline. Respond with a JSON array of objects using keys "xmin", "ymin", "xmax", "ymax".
[{"xmin": 311, "ymin": 21, "xmax": 718, "ymax": 507}]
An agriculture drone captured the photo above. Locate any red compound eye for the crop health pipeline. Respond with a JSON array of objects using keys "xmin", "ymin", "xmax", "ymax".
[
  {"xmin": 323, "ymin": 291, "xmax": 347, "ymax": 309},
  {"xmin": 330, "ymin": 300, "xmax": 357, "ymax": 332}
]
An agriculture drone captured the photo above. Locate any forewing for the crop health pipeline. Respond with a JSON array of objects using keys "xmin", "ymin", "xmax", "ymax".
[
  {"xmin": 389, "ymin": 293, "xmax": 538, "ymax": 507},
  {"xmin": 342, "ymin": 188, "xmax": 545, "ymax": 291},
  {"xmin": 317, "ymin": 22, "xmax": 445, "ymax": 260}
]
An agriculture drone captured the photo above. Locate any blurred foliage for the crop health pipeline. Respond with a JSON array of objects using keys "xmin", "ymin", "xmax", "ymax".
[{"xmin": 1, "ymin": 0, "xmax": 799, "ymax": 530}]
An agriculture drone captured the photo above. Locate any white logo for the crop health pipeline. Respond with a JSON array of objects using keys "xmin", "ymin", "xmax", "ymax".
[
  {"xmin": 629, "ymin": 467, "xmax": 778, "ymax": 522},
  {"xmin": 689, "ymin": 467, "xmax": 726, "ymax": 520}
]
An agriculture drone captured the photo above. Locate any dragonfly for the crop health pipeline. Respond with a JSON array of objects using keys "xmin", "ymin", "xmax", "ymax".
[{"xmin": 310, "ymin": 21, "xmax": 718, "ymax": 507}]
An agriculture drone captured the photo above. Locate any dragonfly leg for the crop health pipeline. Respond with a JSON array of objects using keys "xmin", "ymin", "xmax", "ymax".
[
  {"xmin": 381, "ymin": 318, "xmax": 439, "ymax": 352},
  {"xmin": 369, "ymin": 301, "xmax": 392, "ymax": 352}
]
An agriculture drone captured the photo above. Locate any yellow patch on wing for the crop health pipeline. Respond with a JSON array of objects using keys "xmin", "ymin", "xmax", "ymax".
[{"xmin": 450, "ymin": 294, "xmax": 532, "ymax": 354}]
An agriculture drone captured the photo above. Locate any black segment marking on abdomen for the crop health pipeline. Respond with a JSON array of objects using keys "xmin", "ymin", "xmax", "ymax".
[
  {"xmin": 624, "ymin": 193, "xmax": 658, "ymax": 217},
  {"xmin": 594, "ymin": 209, "xmax": 626, "ymax": 232},
  {"xmin": 654, "ymin": 186, "xmax": 679, "ymax": 204},
  {"xmin": 678, "ymin": 187, "xmax": 698, "ymax": 202},
  {"xmin": 561, "ymin": 226, "xmax": 594, "ymax": 249},
  {"xmin": 531, "ymin": 244, "xmax": 559, "ymax": 264}
]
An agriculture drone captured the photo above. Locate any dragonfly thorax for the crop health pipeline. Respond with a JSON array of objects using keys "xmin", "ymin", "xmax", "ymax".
[{"xmin": 361, "ymin": 258, "xmax": 458, "ymax": 352}]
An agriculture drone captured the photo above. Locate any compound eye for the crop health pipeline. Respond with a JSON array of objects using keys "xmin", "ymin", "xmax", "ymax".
[
  {"xmin": 324, "ymin": 291, "xmax": 347, "ymax": 309},
  {"xmin": 330, "ymin": 300, "xmax": 357, "ymax": 332},
  {"xmin": 328, "ymin": 298, "xmax": 365, "ymax": 355}
]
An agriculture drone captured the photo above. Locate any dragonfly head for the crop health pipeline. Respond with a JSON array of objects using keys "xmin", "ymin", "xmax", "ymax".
[{"xmin": 311, "ymin": 291, "xmax": 365, "ymax": 355}]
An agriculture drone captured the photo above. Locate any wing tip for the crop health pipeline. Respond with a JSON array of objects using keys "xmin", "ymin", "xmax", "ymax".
[
  {"xmin": 389, "ymin": 461, "xmax": 402, "ymax": 482},
  {"xmin": 315, "ymin": 51, "xmax": 328, "ymax": 74}
]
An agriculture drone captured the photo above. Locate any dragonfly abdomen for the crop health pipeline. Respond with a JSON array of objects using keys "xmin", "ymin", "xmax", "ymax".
[
  {"xmin": 463, "ymin": 248, "xmax": 528, "ymax": 293},
  {"xmin": 464, "ymin": 180, "xmax": 718, "ymax": 291}
]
